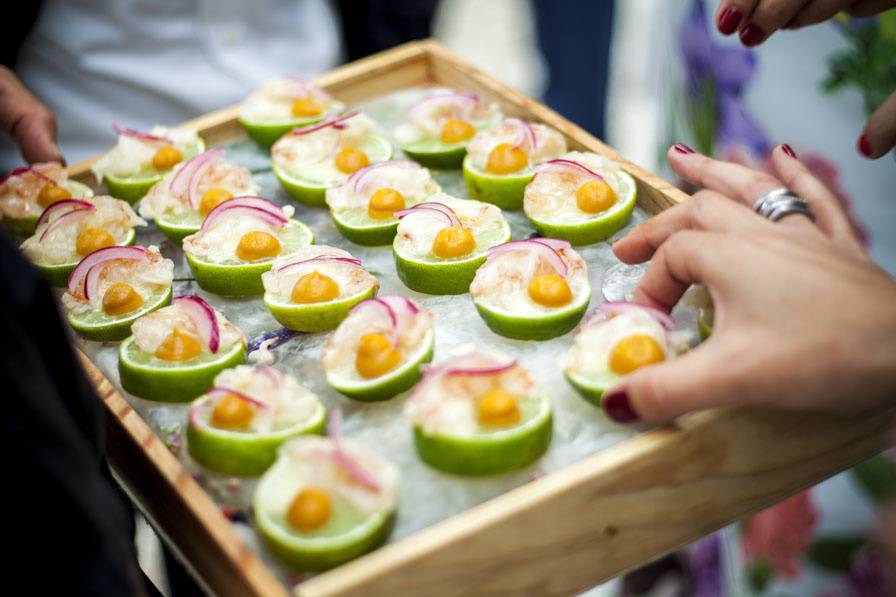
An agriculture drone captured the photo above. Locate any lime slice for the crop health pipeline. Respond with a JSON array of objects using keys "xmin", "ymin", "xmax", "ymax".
[
  {"xmin": 154, "ymin": 209, "xmax": 202, "ymax": 244},
  {"xmin": 238, "ymin": 101, "xmax": 344, "ymax": 148},
  {"xmin": 564, "ymin": 371, "xmax": 607, "ymax": 407},
  {"xmin": 462, "ymin": 155, "xmax": 534, "ymax": 210},
  {"xmin": 185, "ymin": 220, "xmax": 314, "ymax": 297},
  {"xmin": 525, "ymin": 170, "xmax": 638, "ymax": 245},
  {"xmin": 254, "ymin": 456, "xmax": 395, "ymax": 571},
  {"xmin": 413, "ymin": 394, "xmax": 552, "ymax": 476},
  {"xmin": 400, "ymin": 138, "xmax": 468, "ymax": 169},
  {"xmin": 393, "ymin": 221, "xmax": 511, "ymax": 295},
  {"xmin": 473, "ymin": 288, "xmax": 591, "ymax": 341},
  {"xmin": 103, "ymin": 139, "xmax": 206, "ymax": 204},
  {"xmin": 326, "ymin": 328, "xmax": 434, "ymax": 402},
  {"xmin": 118, "ymin": 337, "xmax": 247, "ymax": 402},
  {"xmin": 187, "ymin": 399, "xmax": 327, "ymax": 476},
  {"xmin": 67, "ymin": 286, "xmax": 172, "ymax": 342},
  {"xmin": 3, "ymin": 180, "xmax": 95, "ymax": 235},
  {"xmin": 265, "ymin": 285, "xmax": 377, "ymax": 333},
  {"xmin": 698, "ymin": 308, "xmax": 714, "ymax": 340},
  {"xmin": 273, "ymin": 134, "xmax": 393, "ymax": 207},
  {"xmin": 34, "ymin": 227, "xmax": 137, "ymax": 287},
  {"xmin": 330, "ymin": 208, "xmax": 401, "ymax": 247}
]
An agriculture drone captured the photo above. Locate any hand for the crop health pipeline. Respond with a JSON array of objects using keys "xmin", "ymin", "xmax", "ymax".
[
  {"xmin": 0, "ymin": 66, "xmax": 64, "ymax": 165},
  {"xmin": 604, "ymin": 144, "xmax": 896, "ymax": 423}
]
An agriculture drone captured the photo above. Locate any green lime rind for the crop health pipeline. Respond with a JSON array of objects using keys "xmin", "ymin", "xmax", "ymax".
[
  {"xmin": 118, "ymin": 338, "xmax": 247, "ymax": 403},
  {"xmin": 187, "ymin": 400, "xmax": 327, "ymax": 477},
  {"xmin": 564, "ymin": 371, "xmax": 607, "ymax": 407},
  {"xmin": 184, "ymin": 220, "xmax": 315, "ymax": 297},
  {"xmin": 473, "ymin": 289, "xmax": 591, "ymax": 341},
  {"xmin": 462, "ymin": 156, "xmax": 533, "ymax": 210},
  {"xmin": 265, "ymin": 285, "xmax": 377, "ymax": 333},
  {"xmin": 698, "ymin": 308, "xmax": 714, "ymax": 340},
  {"xmin": 400, "ymin": 140, "xmax": 467, "ymax": 169},
  {"xmin": 154, "ymin": 211, "xmax": 202, "ymax": 244},
  {"xmin": 103, "ymin": 140, "xmax": 206, "ymax": 204},
  {"xmin": 413, "ymin": 395, "xmax": 552, "ymax": 476},
  {"xmin": 4, "ymin": 180, "xmax": 99, "ymax": 235},
  {"xmin": 239, "ymin": 117, "xmax": 324, "ymax": 149},
  {"xmin": 331, "ymin": 210, "xmax": 400, "ymax": 247},
  {"xmin": 33, "ymin": 227, "xmax": 137, "ymax": 287},
  {"xmin": 326, "ymin": 329, "xmax": 434, "ymax": 402},
  {"xmin": 273, "ymin": 135, "xmax": 393, "ymax": 207},
  {"xmin": 525, "ymin": 171, "xmax": 639, "ymax": 245},
  {"xmin": 67, "ymin": 286, "xmax": 172, "ymax": 342}
]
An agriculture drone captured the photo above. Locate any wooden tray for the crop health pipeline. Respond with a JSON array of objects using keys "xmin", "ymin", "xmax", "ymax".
[{"xmin": 69, "ymin": 40, "xmax": 894, "ymax": 597}]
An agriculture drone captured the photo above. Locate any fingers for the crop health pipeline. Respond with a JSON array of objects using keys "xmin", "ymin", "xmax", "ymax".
[
  {"xmin": 858, "ymin": 90, "xmax": 896, "ymax": 160},
  {"xmin": 0, "ymin": 66, "xmax": 64, "ymax": 165},
  {"xmin": 736, "ymin": 0, "xmax": 813, "ymax": 45},
  {"xmin": 715, "ymin": 1, "xmax": 758, "ymax": 34},
  {"xmin": 845, "ymin": 0, "xmax": 896, "ymax": 18},
  {"xmin": 786, "ymin": 0, "xmax": 852, "ymax": 29}
]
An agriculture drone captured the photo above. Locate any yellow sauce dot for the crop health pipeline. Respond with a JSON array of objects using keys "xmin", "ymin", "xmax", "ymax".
[
  {"xmin": 210, "ymin": 393, "xmax": 255, "ymax": 430},
  {"xmin": 152, "ymin": 145, "xmax": 183, "ymax": 170},
  {"xmin": 199, "ymin": 187, "xmax": 233, "ymax": 217},
  {"xmin": 528, "ymin": 274, "xmax": 573, "ymax": 308},
  {"xmin": 608, "ymin": 334, "xmax": 665, "ymax": 375},
  {"xmin": 476, "ymin": 388, "xmax": 522, "ymax": 427},
  {"xmin": 334, "ymin": 147, "xmax": 369, "ymax": 174},
  {"xmin": 485, "ymin": 143, "xmax": 528, "ymax": 175},
  {"xmin": 154, "ymin": 328, "xmax": 202, "ymax": 361},
  {"xmin": 101, "ymin": 282, "xmax": 143, "ymax": 316},
  {"xmin": 440, "ymin": 118, "xmax": 475, "ymax": 144},
  {"xmin": 367, "ymin": 187, "xmax": 405, "ymax": 220},
  {"xmin": 287, "ymin": 488, "xmax": 332, "ymax": 531},
  {"xmin": 575, "ymin": 180, "xmax": 617, "ymax": 214},
  {"xmin": 355, "ymin": 333, "xmax": 402, "ymax": 379},
  {"xmin": 236, "ymin": 231, "xmax": 281, "ymax": 262},
  {"xmin": 75, "ymin": 226, "xmax": 115, "ymax": 256},
  {"xmin": 432, "ymin": 226, "xmax": 476, "ymax": 258},
  {"xmin": 291, "ymin": 97, "xmax": 323, "ymax": 118},
  {"xmin": 291, "ymin": 271, "xmax": 340, "ymax": 304},
  {"xmin": 36, "ymin": 182, "xmax": 71, "ymax": 209}
]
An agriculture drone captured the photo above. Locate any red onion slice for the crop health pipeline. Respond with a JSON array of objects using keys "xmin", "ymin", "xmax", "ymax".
[
  {"xmin": 379, "ymin": 295, "xmax": 419, "ymax": 316},
  {"xmin": 67, "ymin": 245, "xmax": 147, "ymax": 297},
  {"xmin": 200, "ymin": 201, "xmax": 287, "ymax": 233},
  {"xmin": 594, "ymin": 301, "xmax": 675, "ymax": 330},
  {"xmin": 350, "ymin": 298, "xmax": 399, "ymax": 346},
  {"xmin": 326, "ymin": 410, "xmax": 381, "ymax": 492},
  {"xmin": 113, "ymin": 124, "xmax": 171, "ymax": 144},
  {"xmin": 206, "ymin": 386, "xmax": 267, "ymax": 410},
  {"xmin": 255, "ymin": 366, "xmax": 283, "ymax": 387},
  {"xmin": 38, "ymin": 204, "xmax": 96, "ymax": 242},
  {"xmin": 534, "ymin": 159, "xmax": 605, "ymax": 181},
  {"xmin": 173, "ymin": 295, "xmax": 221, "ymax": 353},
  {"xmin": 287, "ymin": 111, "xmax": 359, "ymax": 136},
  {"xmin": 273, "ymin": 254, "xmax": 362, "ymax": 275},
  {"xmin": 394, "ymin": 206, "xmax": 454, "ymax": 228},
  {"xmin": 424, "ymin": 352, "xmax": 517, "ymax": 379},
  {"xmin": 408, "ymin": 92, "xmax": 479, "ymax": 117},
  {"xmin": 396, "ymin": 201, "xmax": 462, "ymax": 228},
  {"xmin": 0, "ymin": 166, "xmax": 55, "ymax": 186},
  {"xmin": 347, "ymin": 160, "xmax": 420, "ymax": 194},
  {"xmin": 507, "ymin": 118, "xmax": 537, "ymax": 150},
  {"xmin": 530, "ymin": 237, "xmax": 572, "ymax": 251},
  {"xmin": 485, "ymin": 239, "xmax": 568, "ymax": 277},
  {"xmin": 35, "ymin": 199, "xmax": 94, "ymax": 230},
  {"xmin": 168, "ymin": 147, "xmax": 226, "ymax": 205}
]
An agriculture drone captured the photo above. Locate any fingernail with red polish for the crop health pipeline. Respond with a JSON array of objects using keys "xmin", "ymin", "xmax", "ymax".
[
  {"xmin": 602, "ymin": 389, "xmax": 639, "ymax": 423},
  {"xmin": 740, "ymin": 24, "xmax": 764, "ymax": 46},
  {"xmin": 673, "ymin": 143, "xmax": 695, "ymax": 155},
  {"xmin": 858, "ymin": 135, "xmax": 872, "ymax": 157},
  {"xmin": 717, "ymin": 7, "xmax": 742, "ymax": 35},
  {"xmin": 781, "ymin": 144, "xmax": 797, "ymax": 158}
]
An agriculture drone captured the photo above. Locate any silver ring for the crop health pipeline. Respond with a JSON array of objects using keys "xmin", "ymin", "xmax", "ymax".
[{"xmin": 752, "ymin": 187, "xmax": 815, "ymax": 223}]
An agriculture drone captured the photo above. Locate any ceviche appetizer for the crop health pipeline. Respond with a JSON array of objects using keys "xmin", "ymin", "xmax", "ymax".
[
  {"xmin": 187, "ymin": 365, "xmax": 327, "ymax": 476},
  {"xmin": 394, "ymin": 90, "xmax": 501, "ymax": 169},
  {"xmin": 238, "ymin": 76, "xmax": 345, "ymax": 147},
  {"xmin": 139, "ymin": 148, "xmax": 259, "ymax": 243},
  {"xmin": 0, "ymin": 162, "xmax": 94, "ymax": 234},
  {"xmin": 254, "ymin": 433, "xmax": 399, "ymax": 570},
  {"xmin": 92, "ymin": 125, "xmax": 205, "ymax": 203},
  {"xmin": 20, "ymin": 195, "xmax": 145, "ymax": 286},
  {"xmin": 323, "ymin": 295, "xmax": 434, "ymax": 401},
  {"xmin": 405, "ymin": 351, "xmax": 552, "ymax": 476},
  {"xmin": 462, "ymin": 118, "xmax": 566, "ymax": 209},
  {"xmin": 62, "ymin": 245, "xmax": 174, "ymax": 341},
  {"xmin": 470, "ymin": 238, "xmax": 590, "ymax": 340},
  {"xmin": 272, "ymin": 111, "xmax": 392, "ymax": 206},
  {"xmin": 563, "ymin": 303, "xmax": 674, "ymax": 406},
  {"xmin": 392, "ymin": 193, "xmax": 511, "ymax": 295},
  {"xmin": 325, "ymin": 160, "xmax": 440, "ymax": 246},
  {"xmin": 119, "ymin": 295, "xmax": 246, "ymax": 402},
  {"xmin": 182, "ymin": 196, "xmax": 313, "ymax": 297},
  {"xmin": 263, "ymin": 245, "xmax": 379, "ymax": 332},
  {"xmin": 523, "ymin": 152, "xmax": 638, "ymax": 245}
]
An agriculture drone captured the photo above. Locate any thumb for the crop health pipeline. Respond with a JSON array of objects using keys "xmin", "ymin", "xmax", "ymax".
[
  {"xmin": 857, "ymin": 90, "xmax": 896, "ymax": 160},
  {"xmin": 14, "ymin": 108, "xmax": 64, "ymax": 165}
]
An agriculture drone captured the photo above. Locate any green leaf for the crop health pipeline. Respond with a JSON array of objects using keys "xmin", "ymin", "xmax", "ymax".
[
  {"xmin": 879, "ymin": 10, "xmax": 896, "ymax": 40},
  {"xmin": 747, "ymin": 559, "xmax": 773, "ymax": 593},
  {"xmin": 807, "ymin": 536, "xmax": 865, "ymax": 572},
  {"xmin": 851, "ymin": 455, "xmax": 896, "ymax": 503}
]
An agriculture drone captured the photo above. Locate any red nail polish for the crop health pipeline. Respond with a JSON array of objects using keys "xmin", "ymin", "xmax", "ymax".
[
  {"xmin": 740, "ymin": 24, "xmax": 764, "ymax": 46},
  {"xmin": 602, "ymin": 389, "xmax": 639, "ymax": 423},
  {"xmin": 673, "ymin": 143, "xmax": 695, "ymax": 155},
  {"xmin": 781, "ymin": 144, "xmax": 797, "ymax": 158},
  {"xmin": 858, "ymin": 135, "xmax": 872, "ymax": 157},
  {"xmin": 717, "ymin": 7, "xmax": 742, "ymax": 35}
]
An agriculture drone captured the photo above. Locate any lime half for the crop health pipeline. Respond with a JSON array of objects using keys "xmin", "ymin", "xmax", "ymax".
[
  {"xmin": 154, "ymin": 209, "xmax": 202, "ymax": 244},
  {"xmin": 239, "ymin": 116, "xmax": 324, "ymax": 148},
  {"xmin": 413, "ymin": 394, "xmax": 552, "ymax": 476},
  {"xmin": 3, "ymin": 180, "xmax": 95, "ymax": 236},
  {"xmin": 462, "ymin": 155, "xmax": 533, "ymax": 210},
  {"xmin": 35, "ymin": 227, "xmax": 137, "ymax": 287},
  {"xmin": 331, "ymin": 209, "xmax": 400, "ymax": 247},
  {"xmin": 265, "ymin": 285, "xmax": 377, "ymax": 333},
  {"xmin": 104, "ymin": 140, "xmax": 206, "ymax": 204},
  {"xmin": 473, "ymin": 288, "xmax": 591, "ymax": 341},
  {"xmin": 326, "ymin": 328, "xmax": 434, "ymax": 402},
  {"xmin": 400, "ymin": 138, "xmax": 467, "ymax": 169},
  {"xmin": 185, "ymin": 220, "xmax": 314, "ymax": 297},
  {"xmin": 67, "ymin": 286, "xmax": 172, "ymax": 342},
  {"xmin": 118, "ymin": 337, "xmax": 246, "ymax": 402},
  {"xmin": 187, "ymin": 399, "xmax": 327, "ymax": 476},
  {"xmin": 564, "ymin": 371, "xmax": 607, "ymax": 407}
]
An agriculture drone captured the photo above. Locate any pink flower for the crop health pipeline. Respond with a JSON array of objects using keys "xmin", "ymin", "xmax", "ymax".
[{"xmin": 742, "ymin": 491, "xmax": 819, "ymax": 579}]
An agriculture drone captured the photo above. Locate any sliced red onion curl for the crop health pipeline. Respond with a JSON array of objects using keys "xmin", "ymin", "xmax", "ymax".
[
  {"xmin": 327, "ymin": 409, "xmax": 381, "ymax": 492},
  {"xmin": 395, "ymin": 201, "xmax": 462, "ymax": 228},
  {"xmin": 200, "ymin": 199, "xmax": 287, "ymax": 233},
  {"xmin": 592, "ymin": 301, "xmax": 675, "ymax": 330},
  {"xmin": 206, "ymin": 386, "xmax": 267, "ymax": 410},
  {"xmin": 173, "ymin": 294, "xmax": 221, "ymax": 353},
  {"xmin": 67, "ymin": 245, "xmax": 147, "ymax": 298},
  {"xmin": 485, "ymin": 239, "xmax": 568, "ymax": 277},
  {"xmin": 379, "ymin": 295, "xmax": 420, "ymax": 316},
  {"xmin": 255, "ymin": 366, "xmax": 284, "ymax": 387},
  {"xmin": 534, "ymin": 159, "xmax": 605, "ymax": 181},
  {"xmin": 168, "ymin": 147, "xmax": 226, "ymax": 206},
  {"xmin": 113, "ymin": 124, "xmax": 171, "ymax": 144},
  {"xmin": 38, "ymin": 204, "xmax": 96, "ymax": 242},
  {"xmin": 0, "ymin": 166, "xmax": 55, "ymax": 185},
  {"xmin": 422, "ymin": 352, "xmax": 517, "ymax": 380},
  {"xmin": 349, "ymin": 298, "xmax": 399, "ymax": 347},
  {"xmin": 287, "ymin": 111, "xmax": 359, "ymax": 136},
  {"xmin": 507, "ymin": 118, "xmax": 537, "ymax": 150},
  {"xmin": 273, "ymin": 254, "xmax": 362, "ymax": 275},
  {"xmin": 408, "ymin": 92, "xmax": 478, "ymax": 117},
  {"xmin": 35, "ymin": 198, "xmax": 94, "ymax": 230},
  {"xmin": 347, "ymin": 160, "xmax": 420, "ymax": 194}
]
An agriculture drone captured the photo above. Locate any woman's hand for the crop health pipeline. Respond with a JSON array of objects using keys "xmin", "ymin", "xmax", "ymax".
[
  {"xmin": 0, "ymin": 66, "xmax": 64, "ymax": 165},
  {"xmin": 604, "ymin": 144, "xmax": 896, "ymax": 423}
]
